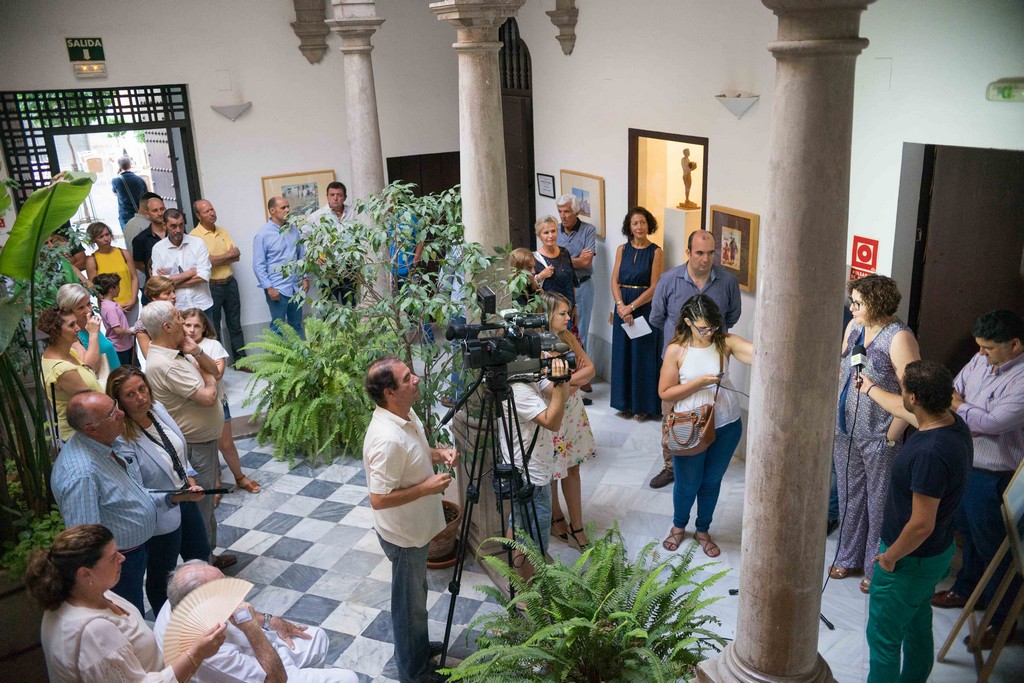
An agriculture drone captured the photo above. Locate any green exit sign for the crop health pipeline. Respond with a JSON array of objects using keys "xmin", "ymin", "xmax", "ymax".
[{"xmin": 66, "ymin": 37, "xmax": 105, "ymax": 62}]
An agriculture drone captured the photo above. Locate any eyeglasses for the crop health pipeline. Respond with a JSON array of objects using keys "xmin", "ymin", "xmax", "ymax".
[
  {"xmin": 694, "ymin": 324, "xmax": 718, "ymax": 336},
  {"xmin": 85, "ymin": 402, "xmax": 120, "ymax": 428},
  {"xmin": 848, "ymin": 298, "xmax": 863, "ymax": 311}
]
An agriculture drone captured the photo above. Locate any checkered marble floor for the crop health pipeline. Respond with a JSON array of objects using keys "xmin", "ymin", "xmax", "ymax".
[
  {"xmin": 209, "ymin": 442, "xmax": 499, "ymax": 683},
  {"xmin": 203, "ymin": 370, "xmax": 1022, "ymax": 682}
]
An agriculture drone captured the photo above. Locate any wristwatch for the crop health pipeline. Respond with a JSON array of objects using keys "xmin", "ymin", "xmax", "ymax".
[{"xmin": 262, "ymin": 613, "xmax": 273, "ymax": 631}]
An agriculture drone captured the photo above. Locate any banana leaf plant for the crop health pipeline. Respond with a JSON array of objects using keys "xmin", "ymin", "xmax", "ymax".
[{"xmin": 0, "ymin": 173, "xmax": 94, "ymax": 545}]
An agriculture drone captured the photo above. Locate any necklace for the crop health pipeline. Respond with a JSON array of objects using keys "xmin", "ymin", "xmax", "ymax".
[{"xmin": 917, "ymin": 413, "xmax": 952, "ymax": 431}]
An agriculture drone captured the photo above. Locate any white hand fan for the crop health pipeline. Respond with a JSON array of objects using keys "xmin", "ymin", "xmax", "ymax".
[{"xmin": 162, "ymin": 577, "xmax": 253, "ymax": 663}]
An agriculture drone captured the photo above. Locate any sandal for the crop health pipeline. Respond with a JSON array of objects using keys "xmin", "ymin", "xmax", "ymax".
[
  {"xmin": 214, "ymin": 476, "xmax": 222, "ymax": 508},
  {"xmin": 662, "ymin": 526, "xmax": 686, "ymax": 552},
  {"xmin": 235, "ymin": 475, "xmax": 261, "ymax": 494},
  {"xmin": 567, "ymin": 527, "xmax": 589, "ymax": 552},
  {"xmin": 860, "ymin": 578, "xmax": 871, "ymax": 594},
  {"xmin": 694, "ymin": 532, "xmax": 721, "ymax": 558},
  {"xmin": 633, "ymin": 413, "xmax": 648, "ymax": 423},
  {"xmin": 616, "ymin": 410, "xmax": 633, "ymax": 419},
  {"xmin": 827, "ymin": 565, "xmax": 862, "ymax": 580},
  {"xmin": 551, "ymin": 516, "xmax": 568, "ymax": 542}
]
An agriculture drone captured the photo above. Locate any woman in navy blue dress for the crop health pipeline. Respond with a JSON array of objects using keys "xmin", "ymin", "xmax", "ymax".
[{"xmin": 610, "ymin": 207, "xmax": 664, "ymax": 421}]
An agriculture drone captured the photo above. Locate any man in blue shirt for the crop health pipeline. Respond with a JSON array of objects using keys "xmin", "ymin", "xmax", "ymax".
[
  {"xmin": 253, "ymin": 196, "xmax": 308, "ymax": 338},
  {"xmin": 51, "ymin": 391, "xmax": 158, "ymax": 615},
  {"xmin": 648, "ymin": 229, "xmax": 741, "ymax": 488},
  {"xmin": 111, "ymin": 156, "xmax": 147, "ymax": 230}
]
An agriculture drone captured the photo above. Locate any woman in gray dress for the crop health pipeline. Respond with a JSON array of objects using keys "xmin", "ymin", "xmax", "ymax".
[{"xmin": 830, "ymin": 274, "xmax": 920, "ymax": 593}]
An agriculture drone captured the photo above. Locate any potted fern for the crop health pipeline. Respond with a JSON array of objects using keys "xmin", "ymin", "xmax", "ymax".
[{"xmin": 443, "ymin": 525, "xmax": 728, "ymax": 682}]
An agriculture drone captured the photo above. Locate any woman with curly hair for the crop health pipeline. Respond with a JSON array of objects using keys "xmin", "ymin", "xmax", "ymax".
[
  {"xmin": 830, "ymin": 274, "xmax": 920, "ymax": 593},
  {"xmin": 38, "ymin": 306, "xmax": 104, "ymax": 441}
]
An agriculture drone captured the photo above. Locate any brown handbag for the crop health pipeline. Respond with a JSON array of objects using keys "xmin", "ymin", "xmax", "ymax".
[{"xmin": 661, "ymin": 352, "xmax": 723, "ymax": 456}]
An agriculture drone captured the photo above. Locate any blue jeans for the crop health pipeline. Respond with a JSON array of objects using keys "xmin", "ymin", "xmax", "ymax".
[
  {"xmin": 828, "ymin": 461, "xmax": 839, "ymax": 521},
  {"xmin": 146, "ymin": 502, "xmax": 211, "ymax": 614},
  {"xmin": 575, "ymin": 277, "xmax": 594, "ymax": 350},
  {"xmin": 671, "ymin": 419, "xmax": 743, "ymax": 532},
  {"xmin": 210, "ymin": 277, "xmax": 246, "ymax": 359},
  {"xmin": 377, "ymin": 534, "xmax": 430, "ymax": 683},
  {"xmin": 265, "ymin": 290, "xmax": 304, "ymax": 340},
  {"xmin": 508, "ymin": 476, "xmax": 553, "ymax": 556},
  {"xmin": 952, "ymin": 468, "xmax": 1019, "ymax": 626},
  {"xmin": 112, "ymin": 543, "xmax": 148, "ymax": 615}
]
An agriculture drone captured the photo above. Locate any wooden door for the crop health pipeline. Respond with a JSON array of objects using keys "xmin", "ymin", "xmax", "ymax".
[
  {"xmin": 503, "ymin": 92, "xmax": 534, "ymax": 249},
  {"xmin": 144, "ymin": 129, "xmax": 177, "ymax": 209},
  {"xmin": 909, "ymin": 145, "xmax": 1024, "ymax": 372}
]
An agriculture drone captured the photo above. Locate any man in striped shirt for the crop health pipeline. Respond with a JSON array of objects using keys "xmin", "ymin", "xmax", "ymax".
[
  {"xmin": 931, "ymin": 309, "xmax": 1024, "ymax": 649},
  {"xmin": 51, "ymin": 391, "xmax": 157, "ymax": 615}
]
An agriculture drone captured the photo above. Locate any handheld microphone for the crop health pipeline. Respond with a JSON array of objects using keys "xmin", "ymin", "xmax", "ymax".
[{"xmin": 850, "ymin": 344, "xmax": 867, "ymax": 380}]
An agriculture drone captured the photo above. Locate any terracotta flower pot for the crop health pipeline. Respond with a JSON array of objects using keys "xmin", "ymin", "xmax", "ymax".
[{"xmin": 427, "ymin": 500, "xmax": 462, "ymax": 567}]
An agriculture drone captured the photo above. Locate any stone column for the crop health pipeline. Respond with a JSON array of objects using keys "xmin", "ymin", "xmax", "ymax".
[
  {"xmin": 430, "ymin": 0, "xmax": 525, "ymax": 248},
  {"xmin": 327, "ymin": 1, "xmax": 386, "ymax": 202},
  {"xmin": 699, "ymin": 1, "xmax": 875, "ymax": 681}
]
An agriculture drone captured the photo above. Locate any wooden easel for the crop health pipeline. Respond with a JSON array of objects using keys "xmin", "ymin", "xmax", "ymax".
[{"xmin": 937, "ymin": 464, "xmax": 1024, "ymax": 682}]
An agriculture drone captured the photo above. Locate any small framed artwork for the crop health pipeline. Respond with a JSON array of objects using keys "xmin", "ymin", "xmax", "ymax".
[
  {"xmin": 537, "ymin": 173, "xmax": 556, "ymax": 199},
  {"xmin": 559, "ymin": 169, "xmax": 606, "ymax": 238},
  {"xmin": 710, "ymin": 205, "xmax": 760, "ymax": 292},
  {"xmin": 261, "ymin": 170, "xmax": 336, "ymax": 220}
]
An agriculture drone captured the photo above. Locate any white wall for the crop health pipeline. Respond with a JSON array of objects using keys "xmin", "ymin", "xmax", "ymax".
[
  {"xmin": 850, "ymin": 0, "xmax": 1024, "ymax": 277},
  {"xmin": 0, "ymin": 0, "xmax": 460, "ymax": 336},
  {"xmin": 517, "ymin": 0, "xmax": 777, "ymax": 396}
]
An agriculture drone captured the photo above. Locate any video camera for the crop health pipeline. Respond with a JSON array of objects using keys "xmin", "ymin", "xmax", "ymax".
[{"xmin": 444, "ymin": 286, "xmax": 576, "ymax": 380}]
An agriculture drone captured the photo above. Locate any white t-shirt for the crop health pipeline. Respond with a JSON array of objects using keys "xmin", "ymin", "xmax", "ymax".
[
  {"xmin": 362, "ymin": 406, "xmax": 446, "ymax": 548},
  {"xmin": 199, "ymin": 338, "xmax": 230, "ymax": 403},
  {"xmin": 502, "ymin": 381, "xmax": 556, "ymax": 487}
]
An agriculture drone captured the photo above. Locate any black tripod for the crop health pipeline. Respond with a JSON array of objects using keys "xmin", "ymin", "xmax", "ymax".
[{"xmin": 435, "ymin": 364, "xmax": 545, "ymax": 668}]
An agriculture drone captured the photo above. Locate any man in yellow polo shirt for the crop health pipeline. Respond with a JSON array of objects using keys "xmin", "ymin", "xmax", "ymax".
[{"xmin": 192, "ymin": 199, "xmax": 247, "ymax": 364}]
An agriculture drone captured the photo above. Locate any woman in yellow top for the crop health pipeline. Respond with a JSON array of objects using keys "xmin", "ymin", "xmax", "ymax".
[
  {"xmin": 38, "ymin": 306, "xmax": 103, "ymax": 441},
  {"xmin": 85, "ymin": 221, "xmax": 140, "ymax": 325}
]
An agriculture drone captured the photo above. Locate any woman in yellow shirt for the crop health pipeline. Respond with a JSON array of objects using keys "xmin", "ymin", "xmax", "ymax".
[
  {"xmin": 85, "ymin": 221, "xmax": 140, "ymax": 325},
  {"xmin": 38, "ymin": 306, "xmax": 103, "ymax": 441}
]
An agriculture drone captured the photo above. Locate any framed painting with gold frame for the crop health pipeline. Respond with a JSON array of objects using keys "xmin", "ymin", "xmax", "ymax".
[
  {"xmin": 261, "ymin": 170, "xmax": 336, "ymax": 219},
  {"xmin": 710, "ymin": 205, "xmax": 759, "ymax": 292},
  {"xmin": 559, "ymin": 169, "xmax": 605, "ymax": 238}
]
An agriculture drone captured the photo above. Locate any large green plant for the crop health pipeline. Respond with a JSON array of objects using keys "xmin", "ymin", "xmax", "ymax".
[
  {"xmin": 0, "ymin": 173, "xmax": 93, "ymax": 551},
  {"xmin": 238, "ymin": 317, "xmax": 392, "ymax": 465},
  {"xmin": 444, "ymin": 525, "xmax": 728, "ymax": 682},
  {"xmin": 290, "ymin": 182, "xmax": 499, "ymax": 445}
]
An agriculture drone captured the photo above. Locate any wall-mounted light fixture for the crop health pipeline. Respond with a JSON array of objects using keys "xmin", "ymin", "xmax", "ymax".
[
  {"xmin": 210, "ymin": 103, "xmax": 253, "ymax": 121},
  {"xmin": 715, "ymin": 90, "xmax": 759, "ymax": 119}
]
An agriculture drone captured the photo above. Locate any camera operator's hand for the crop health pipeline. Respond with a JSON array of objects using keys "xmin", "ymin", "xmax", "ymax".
[
  {"xmin": 423, "ymin": 472, "xmax": 452, "ymax": 496},
  {"xmin": 548, "ymin": 357, "xmax": 571, "ymax": 383}
]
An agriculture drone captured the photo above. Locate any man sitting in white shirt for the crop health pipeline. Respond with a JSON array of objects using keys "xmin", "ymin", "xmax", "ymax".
[{"xmin": 155, "ymin": 560, "xmax": 358, "ymax": 683}]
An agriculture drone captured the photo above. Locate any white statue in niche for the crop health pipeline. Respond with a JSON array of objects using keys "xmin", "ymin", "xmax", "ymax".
[{"xmin": 677, "ymin": 148, "xmax": 700, "ymax": 210}]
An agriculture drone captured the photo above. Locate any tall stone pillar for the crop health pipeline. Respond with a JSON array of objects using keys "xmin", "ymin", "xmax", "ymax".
[
  {"xmin": 327, "ymin": 0, "xmax": 386, "ymax": 202},
  {"xmin": 430, "ymin": 0, "xmax": 525, "ymax": 248},
  {"xmin": 699, "ymin": 1, "xmax": 875, "ymax": 681}
]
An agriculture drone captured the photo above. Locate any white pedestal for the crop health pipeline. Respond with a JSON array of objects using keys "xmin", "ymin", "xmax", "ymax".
[{"xmin": 662, "ymin": 206, "xmax": 702, "ymax": 269}]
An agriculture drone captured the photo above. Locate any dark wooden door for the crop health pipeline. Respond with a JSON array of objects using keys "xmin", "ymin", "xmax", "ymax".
[
  {"xmin": 503, "ymin": 92, "xmax": 534, "ymax": 250},
  {"xmin": 144, "ymin": 129, "xmax": 177, "ymax": 209},
  {"xmin": 910, "ymin": 145, "xmax": 1024, "ymax": 372}
]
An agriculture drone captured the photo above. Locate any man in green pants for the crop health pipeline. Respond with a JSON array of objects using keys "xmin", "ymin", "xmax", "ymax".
[{"xmin": 857, "ymin": 360, "xmax": 973, "ymax": 682}]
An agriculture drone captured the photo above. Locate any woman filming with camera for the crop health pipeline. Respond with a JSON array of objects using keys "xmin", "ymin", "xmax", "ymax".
[{"xmin": 659, "ymin": 295, "xmax": 753, "ymax": 557}]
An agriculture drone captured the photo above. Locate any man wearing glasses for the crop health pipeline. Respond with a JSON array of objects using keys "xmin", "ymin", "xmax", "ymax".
[
  {"xmin": 648, "ymin": 229, "xmax": 741, "ymax": 488},
  {"xmin": 51, "ymin": 391, "xmax": 158, "ymax": 615}
]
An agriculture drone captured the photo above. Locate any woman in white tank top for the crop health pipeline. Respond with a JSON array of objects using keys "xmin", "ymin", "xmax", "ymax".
[{"xmin": 658, "ymin": 295, "xmax": 753, "ymax": 558}]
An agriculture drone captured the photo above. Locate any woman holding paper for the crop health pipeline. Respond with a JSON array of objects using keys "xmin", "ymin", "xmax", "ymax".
[
  {"xmin": 107, "ymin": 365, "xmax": 211, "ymax": 614},
  {"xmin": 610, "ymin": 207, "xmax": 664, "ymax": 422}
]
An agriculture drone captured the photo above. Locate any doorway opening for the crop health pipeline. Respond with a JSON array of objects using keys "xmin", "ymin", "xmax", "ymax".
[
  {"xmin": 0, "ymin": 85, "xmax": 201, "ymax": 243},
  {"xmin": 893, "ymin": 142, "xmax": 1024, "ymax": 372}
]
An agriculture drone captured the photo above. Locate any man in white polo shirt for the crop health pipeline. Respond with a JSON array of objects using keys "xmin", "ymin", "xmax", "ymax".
[{"xmin": 362, "ymin": 356, "xmax": 457, "ymax": 683}]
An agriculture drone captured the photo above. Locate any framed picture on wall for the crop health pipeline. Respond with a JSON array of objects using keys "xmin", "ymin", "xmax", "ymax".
[
  {"xmin": 261, "ymin": 169, "xmax": 336, "ymax": 219},
  {"xmin": 537, "ymin": 173, "xmax": 556, "ymax": 198},
  {"xmin": 559, "ymin": 169, "xmax": 605, "ymax": 238},
  {"xmin": 710, "ymin": 205, "xmax": 760, "ymax": 292}
]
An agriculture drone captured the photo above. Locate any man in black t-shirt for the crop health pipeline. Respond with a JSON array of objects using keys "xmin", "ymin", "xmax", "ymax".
[{"xmin": 857, "ymin": 360, "xmax": 972, "ymax": 683}]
